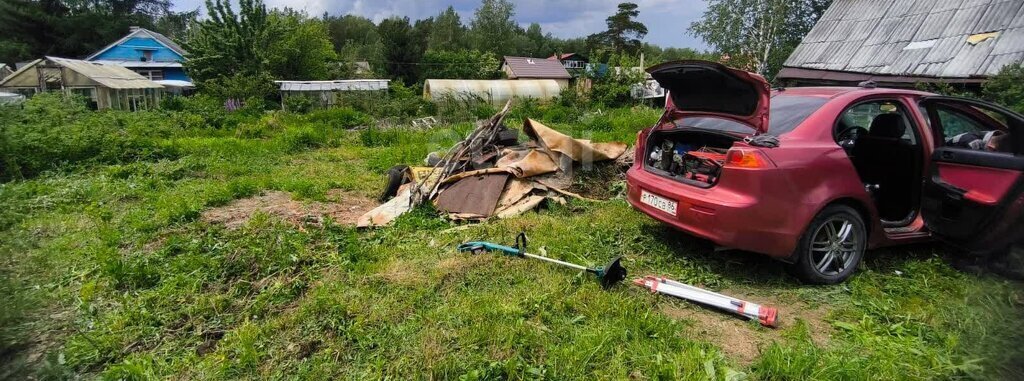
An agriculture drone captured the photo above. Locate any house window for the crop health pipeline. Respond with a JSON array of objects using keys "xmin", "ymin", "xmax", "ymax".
[
  {"xmin": 135, "ymin": 70, "xmax": 164, "ymax": 81},
  {"xmin": 140, "ymin": 50, "xmax": 154, "ymax": 62}
]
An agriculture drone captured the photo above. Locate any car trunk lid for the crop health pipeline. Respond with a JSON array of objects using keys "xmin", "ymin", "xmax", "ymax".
[{"xmin": 648, "ymin": 60, "xmax": 771, "ymax": 135}]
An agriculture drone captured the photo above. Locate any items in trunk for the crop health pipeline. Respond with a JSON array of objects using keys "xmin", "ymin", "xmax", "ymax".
[{"xmin": 648, "ymin": 139, "xmax": 728, "ymax": 184}]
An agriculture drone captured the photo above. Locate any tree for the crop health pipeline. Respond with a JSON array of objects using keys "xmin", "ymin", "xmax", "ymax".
[
  {"xmin": 0, "ymin": 0, "xmax": 175, "ymax": 65},
  {"xmin": 183, "ymin": 0, "xmax": 273, "ymax": 83},
  {"xmin": 689, "ymin": 0, "xmax": 831, "ymax": 77},
  {"xmin": 324, "ymin": 14, "xmax": 383, "ymax": 73},
  {"xmin": 419, "ymin": 49, "xmax": 500, "ymax": 81},
  {"xmin": 983, "ymin": 61, "xmax": 1024, "ymax": 114},
  {"xmin": 265, "ymin": 9, "xmax": 337, "ymax": 80},
  {"xmin": 428, "ymin": 6, "xmax": 467, "ymax": 51},
  {"xmin": 588, "ymin": 3, "xmax": 648, "ymax": 55},
  {"xmin": 154, "ymin": 8, "xmax": 199, "ymax": 40},
  {"xmin": 378, "ymin": 16, "xmax": 422, "ymax": 85},
  {"xmin": 469, "ymin": 0, "xmax": 519, "ymax": 56}
]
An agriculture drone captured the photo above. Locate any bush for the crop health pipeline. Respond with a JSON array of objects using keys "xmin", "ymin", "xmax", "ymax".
[
  {"xmin": 279, "ymin": 126, "xmax": 329, "ymax": 152},
  {"xmin": 306, "ymin": 107, "xmax": 372, "ymax": 129},
  {"xmin": 983, "ymin": 61, "xmax": 1024, "ymax": 114},
  {"xmin": 359, "ymin": 126, "xmax": 402, "ymax": 147},
  {"xmin": 433, "ymin": 93, "xmax": 497, "ymax": 123},
  {"xmin": 283, "ymin": 95, "xmax": 314, "ymax": 113},
  {"xmin": 0, "ymin": 94, "xmax": 179, "ymax": 181}
]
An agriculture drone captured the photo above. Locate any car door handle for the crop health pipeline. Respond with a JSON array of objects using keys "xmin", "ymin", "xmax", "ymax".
[{"xmin": 940, "ymin": 150, "xmax": 956, "ymax": 160}]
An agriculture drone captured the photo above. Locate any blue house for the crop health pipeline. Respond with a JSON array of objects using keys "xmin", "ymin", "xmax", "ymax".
[{"xmin": 86, "ymin": 27, "xmax": 192, "ymax": 90}]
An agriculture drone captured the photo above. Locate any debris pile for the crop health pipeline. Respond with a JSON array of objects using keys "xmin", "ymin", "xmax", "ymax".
[{"xmin": 358, "ymin": 102, "xmax": 627, "ymax": 227}]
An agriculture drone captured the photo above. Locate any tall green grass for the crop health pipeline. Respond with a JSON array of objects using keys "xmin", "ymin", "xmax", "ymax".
[{"xmin": 0, "ymin": 95, "xmax": 1021, "ymax": 380}]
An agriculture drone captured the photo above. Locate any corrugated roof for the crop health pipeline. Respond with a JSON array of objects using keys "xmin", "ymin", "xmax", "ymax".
[
  {"xmin": 276, "ymin": 80, "xmax": 390, "ymax": 91},
  {"xmin": 781, "ymin": 0, "xmax": 1024, "ymax": 80},
  {"xmin": 46, "ymin": 56, "xmax": 164, "ymax": 89},
  {"xmin": 502, "ymin": 56, "xmax": 572, "ymax": 79}
]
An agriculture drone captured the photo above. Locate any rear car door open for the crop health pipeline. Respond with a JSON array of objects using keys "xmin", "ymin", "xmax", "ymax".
[{"xmin": 919, "ymin": 96, "xmax": 1024, "ymax": 253}]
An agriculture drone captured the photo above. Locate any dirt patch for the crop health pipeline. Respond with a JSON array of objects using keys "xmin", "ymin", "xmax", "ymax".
[
  {"xmin": 660, "ymin": 289, "xmax": 832, "ymax": 365},
  {"xmin": 201, "ymin": 190, "xmax": 377, "ymax": 229}
]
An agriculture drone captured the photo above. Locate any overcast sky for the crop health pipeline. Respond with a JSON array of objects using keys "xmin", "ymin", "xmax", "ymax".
[{"xmin": 171, "ymin": 0, "xmax": 710, "ymax": 50}]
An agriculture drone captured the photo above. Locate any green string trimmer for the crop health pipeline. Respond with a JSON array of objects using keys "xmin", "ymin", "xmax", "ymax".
[{"xmin": 457, "ymin": 233, "xmax": 627, "ymax": 289}]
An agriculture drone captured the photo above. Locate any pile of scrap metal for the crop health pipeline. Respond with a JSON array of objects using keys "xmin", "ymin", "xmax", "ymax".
[{"xmin": 357, "ymin": 102, "xmax": 627, "ymax": 227}]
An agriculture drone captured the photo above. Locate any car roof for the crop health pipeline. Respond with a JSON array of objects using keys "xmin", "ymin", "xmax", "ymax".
[{"xmin": 773, "ymin": 86, "xmax": 934, "ymax": 99}]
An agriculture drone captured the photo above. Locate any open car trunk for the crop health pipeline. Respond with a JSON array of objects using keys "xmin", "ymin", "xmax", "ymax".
[{"xmin": 644, "ymin": 129, "xmax": 740, "ymax": 187}]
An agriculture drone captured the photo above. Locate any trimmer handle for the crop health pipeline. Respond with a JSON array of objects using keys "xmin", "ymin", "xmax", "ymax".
[{"xmin": 456, "ymin": 241, "xmax": 523, "ymax": 257}]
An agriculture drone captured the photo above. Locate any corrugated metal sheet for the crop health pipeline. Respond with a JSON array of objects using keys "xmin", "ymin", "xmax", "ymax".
[
  {"xmin": 502, "ymin": 56, "xmax": 572, "ymax": 79},
  {"xmin": 46, "ymin": 56, "xmax": 163, "ymax": 89},
  {"xmin": 276, "ymin": 80, "xmax": 389, "ymax": 91},
  {"xmin": 423, "ymin": 79, "xmax": 562, "ymax": 105},
  {"xmin": 781, "ymin": 0, "xmax": 1024, "ymax": 81}
]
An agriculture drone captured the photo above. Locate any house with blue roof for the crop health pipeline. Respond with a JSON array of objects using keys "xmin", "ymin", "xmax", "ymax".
[{"xmin": 86, "ymin": 27, "xmax": 193, "ymax": 91}]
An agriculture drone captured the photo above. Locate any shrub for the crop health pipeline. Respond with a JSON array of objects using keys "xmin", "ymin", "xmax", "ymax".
[
  {"xmin": 359, "ymin": 126, "xmax": 402, "ymax": 147},
  {"xmin": 0, "ymin": 94, "xmax": 179, "ymax": 181},
  {"xmin": 279, "ymin": 126, "xmax": 328, "ymax": 152},
  {"xmin": 433, "ymin": 93, "xmax": 495, "ymax": 123},
  {"xmin": 983, "ymin": 61, "xmax": 1024, "ymax": 114},
  {"xmin": 306, "ymin": 107, "xmax": 372, "ymax": 129},
  {"xmin": 283, "ymin": 95, "xmax": 314, "ymax": 113}
]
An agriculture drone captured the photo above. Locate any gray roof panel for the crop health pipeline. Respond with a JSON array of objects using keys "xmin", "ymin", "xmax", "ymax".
[
  {"xmin": 782, "ymin": 0, "xmax": 1024, "ymax": 80},
  {"xmin": 944, "ymin": 5, "xmax": 988, "ymax": 37}
]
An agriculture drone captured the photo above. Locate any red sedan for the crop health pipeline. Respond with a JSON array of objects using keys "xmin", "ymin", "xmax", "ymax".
[{"xmin": 626, "ymin": 60, "xmax": 1024, "ymax": 284}]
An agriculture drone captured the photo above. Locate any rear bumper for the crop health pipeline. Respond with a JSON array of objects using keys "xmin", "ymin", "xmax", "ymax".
[{"xmin": 625, "ymin": 166, "xmax": 803, "ymax": 259}]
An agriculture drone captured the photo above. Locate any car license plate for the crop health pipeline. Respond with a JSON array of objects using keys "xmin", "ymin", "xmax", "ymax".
[{"xmin": 641, "ymin": 190, "xmax": 677, "ymax": 216}]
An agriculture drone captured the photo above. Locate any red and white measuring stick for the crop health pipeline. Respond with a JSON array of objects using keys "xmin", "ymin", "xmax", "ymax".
[{"xmin": 634, "ymin": 276, "xmax": 779, "ymax": 328}]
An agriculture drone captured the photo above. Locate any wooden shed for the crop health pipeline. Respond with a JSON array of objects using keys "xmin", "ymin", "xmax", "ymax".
[{"xmin": 0, "ymin": 56, "xmax": 164, "ymax": 110}]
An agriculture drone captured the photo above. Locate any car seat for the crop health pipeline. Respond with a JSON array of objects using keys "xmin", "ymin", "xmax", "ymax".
[{"xmin": 852, "ymin": 113, "xmax": 918, "ymax": 222}]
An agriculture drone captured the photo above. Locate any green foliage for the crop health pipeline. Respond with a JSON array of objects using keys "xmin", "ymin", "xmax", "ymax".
[
  {"xmin": 428, "ymin": 6, "xmax": 467, "ymax": 51},
  {"xmin": 468, "ymin": 0, "xmax": 519, "ymax": 56},
  {"xmin": 305, "ymin": 107, "xmax": 372, "ymax": 129},
  {"xmin": 283, "ymin": 95, "xmax": 314, "ymax": 113},
  {"xmin": 0, "ymin": 93, "xmax": 179, "ymax": 181},
  {"xmin": 419, "ymin": 49, "xmax": 501, "ymax": 81},
  {"xmin": 265, "ymin": 10, "xmax": 338, "ymax": 80},
  {"xmin": 982, "ymin": 61, "xmax": 1024, "ymax": 114},
  {"xmin": 689, "ymin": 0, "xmax": 831, "ymax": 76},
  {"xmin": 184, "ymin": 0, "xmax": 273, "ymax": 83},
  {"xmin": 1, "ymin": 93, "xmax": 1023, "ymax": 380},
  {"xmin": 0, "ymin": 0, "xmax": 185, "ymax": 65},
  {"xmin": 586, "ymin": 3, "xmax": 648, "ymax": 55},
  {"xmin": 378, "ymin": 16, "xmax": 423, "ymax": 85},
  {"xmin": 200, "ymin": 73, "xmax": 278, "ymax": 102}
]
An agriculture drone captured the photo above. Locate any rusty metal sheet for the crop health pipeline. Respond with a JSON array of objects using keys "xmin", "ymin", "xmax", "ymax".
[{"xmin": 434, "ymin": 173, "xmax": 510, "ymax": 217}]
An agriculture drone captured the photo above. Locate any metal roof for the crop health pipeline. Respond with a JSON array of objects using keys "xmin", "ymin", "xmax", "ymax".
[
  {"xmin": 276, "ymin": 80, "xmax": 390, "ymax": 91},
  {"xmin": 781, "ymin": 0, "xmax": 1024, "ymax": 80},
  {"xmin": 45, "ymin": 56, "xmax": 163, "ymax": 89},
  {"xmin": 154, "ymin": 80, "xmax": 195, "ymax": 88},
  {"xmin": 502, "ymin": 56, "xmax": 572, "ymax": 79},
  {"xmin": 86, "ymin": 27, "xmax": 188, "ymax": 61}
]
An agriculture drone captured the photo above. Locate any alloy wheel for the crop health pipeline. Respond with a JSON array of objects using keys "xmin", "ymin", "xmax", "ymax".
[{"xmin": 809, "ymin": 216, "xmax": 860, "ymax": 276}]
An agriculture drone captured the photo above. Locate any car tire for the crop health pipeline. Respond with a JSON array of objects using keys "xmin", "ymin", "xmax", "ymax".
[
  {"xmin": 379, "ymin": 165, "xmax": 410, "ymax": 202},
  {"xmin": 789, "ymin": 205, "xmax": 867, "ymax": 284}
]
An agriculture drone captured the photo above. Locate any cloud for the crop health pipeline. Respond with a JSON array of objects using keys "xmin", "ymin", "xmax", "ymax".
[{"xmin": 171, "ymin": 0, "xmax": 709, "ymax": 49}]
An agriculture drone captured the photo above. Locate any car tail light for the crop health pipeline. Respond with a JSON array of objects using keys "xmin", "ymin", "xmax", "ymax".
[{"xmin": 725, "ymin": 149, "xmax": 774, "ymax": 168}]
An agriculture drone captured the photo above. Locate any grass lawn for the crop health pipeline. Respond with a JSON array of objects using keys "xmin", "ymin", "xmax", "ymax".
[{"xmin": 1, "ymin": 108, "xmax": 1022, "ymax": 380}]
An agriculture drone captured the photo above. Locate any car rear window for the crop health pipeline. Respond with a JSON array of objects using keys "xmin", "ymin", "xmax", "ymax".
[{"xmin": 679, "ymin": 95, "xmax": 828, "ymax": 135}]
